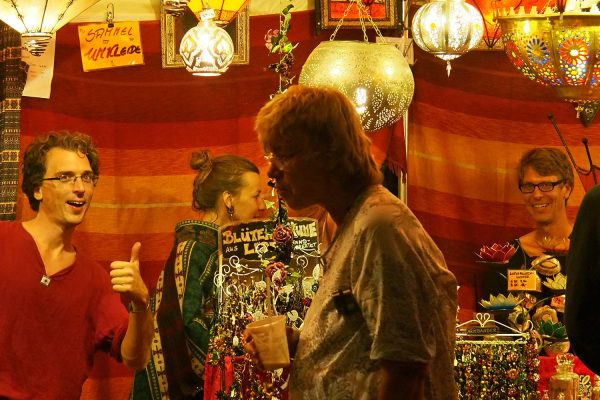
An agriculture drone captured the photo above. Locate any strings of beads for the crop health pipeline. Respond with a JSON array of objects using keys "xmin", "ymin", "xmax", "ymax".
[{"xmin": 455, "ymin": 335, "xmax": 540, "ymax": 399}]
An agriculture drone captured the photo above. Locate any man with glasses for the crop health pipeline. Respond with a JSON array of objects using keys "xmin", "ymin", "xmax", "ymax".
[
  {"xmin": 0, "ymin": 131, "xmax": 153, "ymax": 399},
  {"xmin": 251, "ymin": 86, "xmax": 458, "ymax": 400},
  {"xmin": 483, "ymin": 147, "xmax": 574, "ymax": 306}
]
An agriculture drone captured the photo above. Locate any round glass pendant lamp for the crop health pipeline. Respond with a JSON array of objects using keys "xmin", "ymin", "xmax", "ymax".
[
  {"xmin": 411, "ymin": 0, "xmax": 484, "ymax": 76},
  {"xmin": 300, "ymin": 41, "xmax": 414, "ymax": 131},
  {"xmin": 179, "ymin": 19, "xmax": 235, "ymax": 76}
]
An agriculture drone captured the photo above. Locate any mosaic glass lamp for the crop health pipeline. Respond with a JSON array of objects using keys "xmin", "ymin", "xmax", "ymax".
[{"xmin": 497, "ymin": 8, "xmax": 600, "ymax": 119}]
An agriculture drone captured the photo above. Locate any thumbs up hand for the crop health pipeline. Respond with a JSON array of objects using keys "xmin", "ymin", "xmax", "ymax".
[{"xmin": 110, "ymin": 242, "xmax": 149, "ymax": 309}]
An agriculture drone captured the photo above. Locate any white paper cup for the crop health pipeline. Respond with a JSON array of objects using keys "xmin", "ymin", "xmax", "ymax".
[{"xmin": 246, "ymin": 315, "xmax": 290, "ymax": 370}]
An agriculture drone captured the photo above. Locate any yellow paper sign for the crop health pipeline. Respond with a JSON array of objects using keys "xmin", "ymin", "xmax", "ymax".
[
  {"xmin": 78, "ymin": 22, "xmax": 144, "ymax": 71},
  {"xmin": 507, "ymin": 269, "xmax": 539, "ymax": 292}
]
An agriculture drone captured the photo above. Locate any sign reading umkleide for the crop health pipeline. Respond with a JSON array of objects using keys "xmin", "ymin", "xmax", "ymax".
[{"xmin": 78, "ymin": 22, "xmax": 144, "ymax": 71}]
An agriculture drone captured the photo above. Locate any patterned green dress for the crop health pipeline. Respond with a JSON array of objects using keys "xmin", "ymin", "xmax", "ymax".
[{"xmin": 130, "ymin": 220, "xmax": 219, "ymax": 399}]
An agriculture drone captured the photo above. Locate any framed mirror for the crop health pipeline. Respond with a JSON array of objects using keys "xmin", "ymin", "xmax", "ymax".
[{"xmin": 160, "ymin": 6, "xmax": 249, "ymax": 68}]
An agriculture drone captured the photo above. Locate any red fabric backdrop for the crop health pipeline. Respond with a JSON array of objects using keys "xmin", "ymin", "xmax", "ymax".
[
  {"xmin": 17, "ymin": 12, "xmax": 394, "ymax": 399},
  {"xmin": 15, "ymin": 10, "xmax": 600, "ymax": 399}
]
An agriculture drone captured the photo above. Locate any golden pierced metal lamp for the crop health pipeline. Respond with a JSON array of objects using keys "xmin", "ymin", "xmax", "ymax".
[
  {"xmin": 299, "ymin": 0, "xmax": 415, "ymax": 131},
  {"xmin": 497, "ymin": 9, "xmax": 600, "ymax": 118},
  {"xmin": 300, "ymin": 41, "xmax": 415, "ymax": 131},
  {"xmin": 411, "ymin": 0, "xmax": 484, "ymax": 76},
  {"xmin": 179, "ymin": 3, "xmax": 235, "ymax": 76},
  {"xmin": 0, "ymin": 0, "xmax": 101, "ymax": 56}
]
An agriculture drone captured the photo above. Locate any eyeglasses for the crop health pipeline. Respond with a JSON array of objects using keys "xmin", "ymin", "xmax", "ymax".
[
  {"xmin": 42, "ymin": 172, "xmax": 99, "ymax": 186},
  {"xmin": 264, "ymin": 152, "xmax": 299, "ymax": 169},
  {"xmin": 518, "ymin": 180, "xmax": 564, "ymax": 194}
]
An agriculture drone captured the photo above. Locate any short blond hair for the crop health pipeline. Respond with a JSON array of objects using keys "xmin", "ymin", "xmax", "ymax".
[
  {"xmin": 255, "ymin": 85, "xmax": 382, "ymax": 188},
  {"xmin": 518, "ymin": 148, "xmax": 574, "ymax": 187}
]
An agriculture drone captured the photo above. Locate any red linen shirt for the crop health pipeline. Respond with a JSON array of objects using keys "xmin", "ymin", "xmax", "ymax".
[{"xmin": 0, "ymin": 221, "xmax": 129, "ymax": 400}]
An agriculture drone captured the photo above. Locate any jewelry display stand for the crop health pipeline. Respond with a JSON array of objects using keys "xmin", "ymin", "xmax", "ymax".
[
  {"xmin": 205, "ymin": 217, "xmax": 321, "ymax": 399},
  {"xmin": 455, "ymin": 313, "xmax": 540, "ymax": 399}
]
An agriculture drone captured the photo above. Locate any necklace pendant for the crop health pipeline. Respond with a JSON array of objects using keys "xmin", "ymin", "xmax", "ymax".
[{"xmin": 40, "ymin": 275, "xmax": 51, "ymax": 287}]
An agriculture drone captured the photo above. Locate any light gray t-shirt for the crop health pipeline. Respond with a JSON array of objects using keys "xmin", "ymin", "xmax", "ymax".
[{"xmin": 289, "ymin": 185, "xmax": 458, "ymax": 400}]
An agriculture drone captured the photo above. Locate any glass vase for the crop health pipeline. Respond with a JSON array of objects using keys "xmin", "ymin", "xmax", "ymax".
[
  {"xmin": 549, "ymin": 354, "xmax": 580, "ymax": 400},
  {"xmin": 592, "ymin": 375, "xmax": 600, "ymax": 400}
]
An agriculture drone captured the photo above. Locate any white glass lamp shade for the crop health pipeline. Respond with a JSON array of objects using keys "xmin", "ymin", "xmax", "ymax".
[
  {"xmin": 179, "ymin": 19, "xmax": 235, "ymax": 76},
  {"xmin": 0, "ymin": 0, "xmax": 101, "ymax": 55},
  {"xmin": 412, "ymin": 0, "xmax": 484, "ymax": 61},
  {"xmin": 299, "ymin": 41, "xmax": 415, "ymax": 132}
]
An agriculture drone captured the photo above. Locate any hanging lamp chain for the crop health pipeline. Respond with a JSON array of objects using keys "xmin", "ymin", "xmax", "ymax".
[
  {"xmin": 198, "ymin": 0, "xmax": 216, "ymax": 20},
  {"xmin": 329, "ymin": 0, "xmax": 386, "ymax": 43}
]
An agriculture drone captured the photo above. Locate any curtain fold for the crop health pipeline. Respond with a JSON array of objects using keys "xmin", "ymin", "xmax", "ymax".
[{"xmin": 0, "ymin": 22, "xmax": 27, "ymax": 221}]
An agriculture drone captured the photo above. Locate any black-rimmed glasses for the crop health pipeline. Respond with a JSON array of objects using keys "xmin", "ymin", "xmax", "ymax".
[
  {"xmin": 42, "ymin": 172, "xmax": 99, "ymax": 186},
  {"xmin": 264, "ymin": 152, "xmax": 299, "ymax": 169},
  {"xmin": 519, "ymin": 180, "xmax": 564, "ymax": 194}
]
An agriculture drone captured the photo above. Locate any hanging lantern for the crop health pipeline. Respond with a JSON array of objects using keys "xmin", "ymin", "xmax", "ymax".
[
  {"xmin": 299, "ymin": 0, "xmax": 414, "ymax": 132},
  {"xmin": 0, "ymin": 0, "xmax": 102, "ymax": 56},
  {"xmin": 411, "ymin": 0, "xmax": 484, "ymax": 76},
  {"xmin": 179, "ymin": 6, "xmax": 235, "ymax": 76},
  {"xmin": 187, "ymin": 0, "xmax": 249, "ymax": 25},
  {"xmin": 497, "ymin": 9, "xmax": 600, "ymax": 120},
  {"xmin": 179, "ymin": 19, "xmax": 235, "ymax": 76},
  {"xmin": 300, "ymin": 41, "xmax": 414, "ymax": 131}
]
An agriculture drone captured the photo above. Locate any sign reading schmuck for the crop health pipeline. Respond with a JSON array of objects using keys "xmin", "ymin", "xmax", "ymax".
[{"xmin": 220, "ymin": 217, "xmax": 319, "ymax": 263}]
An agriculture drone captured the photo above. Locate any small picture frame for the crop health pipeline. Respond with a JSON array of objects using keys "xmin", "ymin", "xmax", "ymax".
[
  {"xmin": 160, "ymin": 5, "xmax": 249, "ymax": 68},
  {"xmin": 318, "ymin": 0, "xmax": 401, "ymax": 30}
]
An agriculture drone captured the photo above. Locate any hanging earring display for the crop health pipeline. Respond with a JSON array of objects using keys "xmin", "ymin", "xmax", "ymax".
[
  {"xmin": 206, "ymin": 191, "xmax": 322, "ymax": 399},
  {"xmin": 455, "ymin": 337, "xmax": 540, "ymax": 398},
  {"xmin": 455, "ymin": 313, "xmax": 540, "ymax": 398},
  {"xmin": 226, "ymin": 205, "xmax": 235, "ymax": 220}
]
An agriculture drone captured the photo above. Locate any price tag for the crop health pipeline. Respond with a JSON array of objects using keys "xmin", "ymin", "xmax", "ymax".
[
  {"xmin": 551, "ymin": 295, "xmax": 566, "ymax": 312},
  {"xmin": 507, "ymin": 269, "xmax": 538, "ymax": 291}
]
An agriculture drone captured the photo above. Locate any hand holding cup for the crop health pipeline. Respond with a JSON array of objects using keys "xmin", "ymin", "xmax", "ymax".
[{"xmin": 243, "ymin": 315, "xmax": 291, "ymax": 370}]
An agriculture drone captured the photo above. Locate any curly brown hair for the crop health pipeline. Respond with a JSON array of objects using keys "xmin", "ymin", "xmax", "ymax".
[{"xmin": 22, "ymin": 131, "xmax": 99, "ymax": 211}]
